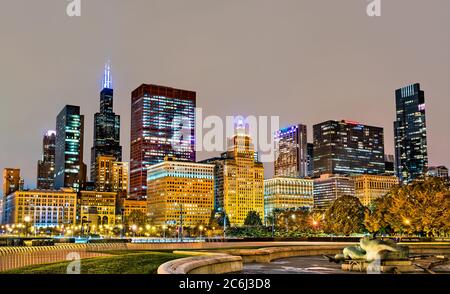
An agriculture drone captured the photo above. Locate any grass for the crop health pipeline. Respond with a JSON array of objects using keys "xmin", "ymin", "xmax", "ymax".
[{"xmin": 1, "ymin": 251, "xmax": 186, "ymax": 274}]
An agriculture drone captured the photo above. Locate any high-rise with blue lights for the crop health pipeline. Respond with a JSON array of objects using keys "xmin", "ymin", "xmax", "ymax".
[
  {"xmin": 90, "ymin": 63, "xmax": 122, "ymax": 183},
  {"xmin": 130, "ymin": 84, "xmax": 196, "ymax": 199},
  {"xmin": 394, "ymin": 83, "xmax": 428, "ymax": 184},
  {"xmin": 313, "ymin": 120, "xmax": 385, "ymax": 176},
  {"xmin": 274, "ymin": 124, "xmax": 308, "ymax": 178},
  {"xmin": 54, "ymin": 105, "xmax": 85, "ymax": 191}
]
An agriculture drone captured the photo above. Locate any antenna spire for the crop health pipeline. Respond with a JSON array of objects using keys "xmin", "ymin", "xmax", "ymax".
[{"xmin": 102, "ymin": 61, "xmax": 113, "ymax": 89}]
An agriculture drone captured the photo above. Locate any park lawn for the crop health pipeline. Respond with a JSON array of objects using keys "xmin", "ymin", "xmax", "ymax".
[{"xmin": 2, "ymin": 251, "xmax": 186, "ymax": 274}]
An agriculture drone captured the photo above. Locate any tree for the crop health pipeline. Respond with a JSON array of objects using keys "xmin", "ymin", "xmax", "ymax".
[
  {"xmin": 244, "ymin": 211, "xmax": 263, "ymax": 226},
  {"xmin": 324, "ymin": 195, "xmax": 367, "ymax": 236},
  {"xmin": 364, "ymin": 195, "xmax": 393, "ymax": 236},
  {"xmin": 124, "ymin": 210, "xmax": 147, "ymax": 228}
]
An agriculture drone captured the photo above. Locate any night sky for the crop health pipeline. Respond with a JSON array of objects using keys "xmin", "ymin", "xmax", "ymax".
[{"xmin": 1, "ymin": 0, "xmax": 449, "ymax": 192}]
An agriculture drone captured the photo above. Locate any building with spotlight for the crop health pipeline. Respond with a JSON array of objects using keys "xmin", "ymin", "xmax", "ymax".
[
  {"xmin": 313, "ymin": 174, "xmax": 355, "ymax": 210},
  {"xmin": 274, "ymin": 124, "xmax": 308, "ymax": 178},
  {"xmin": 201, "ymin": 124, "xmax": 265, "ymax": 226},
  {"xmin": 3, "ymin": 190, "xmax": 77, "ymax": 226},
  {"xmin": 394, "ymin": 83, "xmax": 428, "ymax": 184},
  {"xmin": 353, "ymin": 174, "xmax": 399, "ymax": 206},
  {"xmin": 313, "ymin": 120, "xmax": 385, "ymax": 177},
  {"xmin": 130, "ymin": 84, "xmax": 196, "ymax": 199},
  {"xmin": 37, "ymin": 130, "xmax": 56, "ymax": 190},
  {"xmin": 264, "ymin": 177, "xmax": 314, "ymax": 217},
  {"xmin": 147, "ymin": 158, "xmax": 214, "ymax": 226},
  {"xmin": 90, "ymin": 63, "xmax": 122, "ymax": 184},
  {"xmin": 78, "ymin": 191, "xmax": 116, "ymax": 226}
]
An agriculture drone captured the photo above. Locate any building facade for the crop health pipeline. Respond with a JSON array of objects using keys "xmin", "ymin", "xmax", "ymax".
[
  {"xmin": 2, "ymin": 168, "xmax": 22, "ymax": 196},
  {"xmin": 122, "ymin": 199, "xmax": 148, "ymax": 218},
  {"xmin": 264, "ymin": 177, "xmax": 314, "ymax": 218},
  {"xmin": 147, "ymin": 158, "xmax": 214, "ymax": 226},
  {"xmin": 130, "ymin": 84, "xmax": 196, "ymax": 199},
  {"xmin": 313, "ymin": 120, "xmax": 385, "ymax": 176},
  {"xmin": 3, "ymin": 190, "xmax": 77, "ymax": 226},
  {"xmin": 353, "ymin": 174, "xmax": 399, "ymax": 206},
  {"xmin": 313, "ymin": 174, "xmax": 355, "ymax": 210},
  {"xmin": 37, "ymin": 130, "xmax": 56, "ymax": 190},
  {"xmin": 94, "ymin": 155, "xmax": 129, "ymax": 195},
  {"xmin": 78, "ymin": 191, "xmax": 116, "ymax": 226},
  {"xmin": 427, "ymin": 166, "xmax": 449, "ymax": 180},
  {"xmin": 394, "ymin": 83, "xmax": 428, "ymax": 184},
  {"xmin": 307, "ymin": 143, "xmax": 314, "ymax": 178},
  {"xmin": 274, "ymin": 124, "xmax": 308, "ymax": 178},
  {"xmin": 54, "ymin": 105, "xmax": 85, "ymax": 191},
  {"xmin": 202, "ymin": 126, "xmax": 265, "ymax": 226},
  {"xmin": 90, "ymin": 63, "xmax": 122, "ymax": 183}
]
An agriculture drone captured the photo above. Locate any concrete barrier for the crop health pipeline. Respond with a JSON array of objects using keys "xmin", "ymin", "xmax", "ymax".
[{"xmin": 158, "ymin": 254, "xmax": 243, "ymax": 274}]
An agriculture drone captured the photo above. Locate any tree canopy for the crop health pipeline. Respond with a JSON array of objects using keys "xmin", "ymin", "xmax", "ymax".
[
  {"xmin": 324, "ymin": 195, "xmax": 367, "ymax": 236},
  {"xmin": 244, "ymin": 211, "xmax": 263, "ymax": 226}
]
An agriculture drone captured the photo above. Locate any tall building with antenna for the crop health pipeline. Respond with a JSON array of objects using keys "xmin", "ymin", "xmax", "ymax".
[{"xmin": 90, "ymin": 62, "xmax": 122, "ymax": 183}]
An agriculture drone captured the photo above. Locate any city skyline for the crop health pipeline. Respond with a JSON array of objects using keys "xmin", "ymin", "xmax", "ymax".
[{"xmin": 1, "ymin": 0, "xmax": 449, "ymax": 190}]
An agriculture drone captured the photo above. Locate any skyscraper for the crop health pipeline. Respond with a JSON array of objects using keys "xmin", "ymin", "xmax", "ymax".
[
  {"xmin": 313, "ymin": 174, "xmax": 355, "ymax": 210},
  {"xmin": 37, "ymin": 130, "xmax": 56, "ymax": 190},
  {"xmin": 313, "ymin": 120, "xmax": 385, "ymax": 176},
  {"xmin": 394, "ymin": 83, "xmax": 428, "ymax": 184},
  {"xmin": 201, "ymin": 124, "xmax": 264, "ymax": 226},
  {"xmin": 54, "ymin": 105, "xmax": 85, "ymax": 191},
  {"xmin": 307, "ymin": 143, "xmax": 314, "ymax": 178},
  {"xmin": 130, "ymin": 84, "xmax": 196, "ymax": 199},
  {"xmin": 90, "ymin": 63, "xmax": 122, "ymax": 183},
  {"xmin": 2, "ymin": 168, "xmax": 22, "ymax": 196},
  {"xmin": 274, "ymin": 124, "xmax": 308, "ymax": 178}
]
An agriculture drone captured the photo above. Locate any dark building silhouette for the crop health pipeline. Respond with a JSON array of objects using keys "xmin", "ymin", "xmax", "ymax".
[
  {"xmin": 313, "ymin": 120, "xmax": 385, "ymax": 176},
  {"xmin": 37, "ymin": 130, "xmax": 56, "ymax": 189},
  {"xmin": 54, "ymin": 105, "xmax": 85, "ymax": 191},
  {"xmin": 394, "ymin": 83, "xmax": 428, "ymax": 184},
  {"xmin": 90, "ymin": 63, "xmax": 122, "ymax": 183},
  {"xmin": 307, "ymin": 143, "xmax": 314, "ymax": 178},
  {"xmin": 130, "ymin": 84, "xmax": 196, "ymax": 199}
]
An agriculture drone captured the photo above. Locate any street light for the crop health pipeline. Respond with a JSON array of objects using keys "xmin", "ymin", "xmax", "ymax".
[
  {"xmin": 199, "ymin": 225, "xmax": 204, "ymax": 239},
  {"xmin": 24, "ymin": 216, "xmax": 31, "ymax": 237}
]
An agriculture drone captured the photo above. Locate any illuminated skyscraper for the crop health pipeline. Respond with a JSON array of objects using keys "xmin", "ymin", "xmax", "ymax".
[
  {"xmin": 37, "ymin": 130, "xmax": 56, "ymax": 190},
  {"xmin": 90, "ymin": 63, "xmax": 122, "ymax": 183},
  {"xmin": 313, "ymin": 120, "xmax": 385, "ymax": 176},
  {"xmin": 54, "ymin": 105, "xmax": 85, "ymax": 191},
  {"xmin": 130, "ymin": 84, "xmax": 196, "ymax": 199},
  {"xmin": 274, "ymin": 124, "xmax": 308, "ymax": 178},
  {"xmin": 394, "ymin": 83, "xmax": 428, "ymax": 184},
  {"xmin": 202, "ymin": 124, "xmax": 264, "ymax": 226},
  {"xmin": 94, "ymin": 155, "xmax": 128, "ymax": 196},
  {"xmin": 147, "ymin": 158, "xmax": 214, "ymax": 226},
  {"xmin": 307, "ymin": 143, "xmax": 314, "ymax": 178}
]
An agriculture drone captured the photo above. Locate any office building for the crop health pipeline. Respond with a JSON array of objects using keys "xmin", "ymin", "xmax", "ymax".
[
  {"xmin": 313, "ymin": 174, "xmax": 355, "ymax": 210},
  {"xmin": 274, "ymin": 124, "xmax": 308, "ymax": 178},
  {"xmin": 264, "ymin": 177, "xmax": 314, "ymax": 217},
  {"xmin": 384, "ymin": 154, "xmax": 395, "ymax": 176},
  {"xmin": 78, "ymin": 191, "xmax": 116, "ymax": 226},
  {"xmin": 90, "ymin": 63, "xmax": 122, "ymax": 183},
  {"xmin": 394, "ymin": 83, "xmax": 428, "ymax": 184},
  {"xmin": 2, "ymin": 168, "xmax": 22, "ymax": 196},
  {"xmin": 122, "ymin": 199, "xmax": 148, "ymax": 219},
  {"xmin": 427, "ymin": 166, "xmax": 449, "ymax": 180},
  {"xmin": 307, "ymin": 143, "xmax": 314, "ymax": 177},
  {"xmin": 37, "ymin": 130, "xmax": 56, "ymax": 190},
  {"xmin": 3, "ymin": 190, "xmax": 77, "ymax": 226},
  {"xmin": 313, "ymin": 120, "xmax": 385, "ymax": 176},
  {"xmin": 130, "ymin": 84, "xmax": 196, "ymax": 199},
  {"xmin": 201, "ymin": 124, "xmax": 264, "ymax": 226},
  {"xmin": 147, "ymin": 158, "xmax": 214, "ymax": 226},
  {"xmin": 94, "ymin": 155, "xmax": 128, "ymax": 195},
  {"xmin": 353, "ymin": 174, "xmax": 399, "ymax": 206},
  {"xmin": 54, "ymin": 105, "xmax": 85, "ymax": 191}
]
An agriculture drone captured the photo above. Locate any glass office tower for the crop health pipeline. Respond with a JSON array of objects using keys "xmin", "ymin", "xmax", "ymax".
[
  {"xmin": 313, "ymin": 120, "xmax": 385, "ymax": 176},
  {"xmin": 394, "ymin": 83, "xmax": 428, "ymax": 184},
  {"xmin": 90, "ymin": 63, "xmax": 122, "ymax": 183},
  {"xmin": 37, "ymin": 130, "xmax": 56, "ymax": 189},
  {"xmin": 54, "ymin": 105, "xmax": 84, "ymax": 191},
  {"xmin": 274, "ymin": 124, "xmax": 308, "ymax": 178},
  {"xmin": 130, "ymin": 84, "xmax": 196, "ymax": 199}
]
